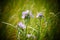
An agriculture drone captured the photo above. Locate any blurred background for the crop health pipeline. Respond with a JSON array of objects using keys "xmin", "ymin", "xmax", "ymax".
[{"xmin": 0, "ymin": 0, "xmax": 60, "ymax": 40}]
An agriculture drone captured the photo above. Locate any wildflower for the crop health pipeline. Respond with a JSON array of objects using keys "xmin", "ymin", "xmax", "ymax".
[
  {"xmin": 18, "ymin": 22, "xmax": 26, "ymax": 29},
  {"xmin": 36, "ymin": 12, "xmax": 43, "ymax": 18},
  {"xmin": 22, "ymin": 10, "xmax": 29, "ymax": 19},
  {"xmin": 22, "ymin": 10, "xmax": 33, "ymax": 19}
]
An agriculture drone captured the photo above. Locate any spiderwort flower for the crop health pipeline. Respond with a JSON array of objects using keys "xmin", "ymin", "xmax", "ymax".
[
  {"xmin": 22, "ymin": 10, "xmax": 33, "ymax": 19},
  {"xmin": 22, "ymin": 10, "xmax": 29, "ymax": 18},
  {"xmin": 18, "ymin": 22, "xmax": 26, "ymax": 29},
  {"xmin": 36, "ymin": 12, "xmax": 43, "ymax": 18}
]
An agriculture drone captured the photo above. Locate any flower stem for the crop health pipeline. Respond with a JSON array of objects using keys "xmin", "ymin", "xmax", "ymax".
[{"xmin": 37, "ymin": 19, "xmax": 41, "ymax": 40}]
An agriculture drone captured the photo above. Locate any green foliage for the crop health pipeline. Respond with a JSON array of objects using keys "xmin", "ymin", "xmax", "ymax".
[{"xmin": 1, "ymin": 0, "xmax": 58, "ymax": 40}]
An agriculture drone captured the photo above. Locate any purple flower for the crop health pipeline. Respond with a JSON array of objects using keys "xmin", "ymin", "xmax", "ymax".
[
  {"xmin": 36, "ymin": 12, "xmax": 43, "ymax": 18},
  {"xmin": 22, "ymin": 10, "xmax": 29, "ymax": 19},
  {"xmin": 22, "ymin": 10, "xmax": 29, "ymax": 15},
  {"xmin": 18, "ymin": 22, "xmax": 26, "ymax": 29},
  {"xmin": 22, "ymin": 10, "xmax": 33, "ymax": 19}
]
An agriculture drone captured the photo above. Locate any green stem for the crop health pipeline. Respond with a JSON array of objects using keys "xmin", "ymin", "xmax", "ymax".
[
  {"xmin": 37, "ymin": 19, "xmax": 41, "ymax": 40},
  {"xmin": 24, "ymin": 20, "xmax": 27, "ymax": 40}
]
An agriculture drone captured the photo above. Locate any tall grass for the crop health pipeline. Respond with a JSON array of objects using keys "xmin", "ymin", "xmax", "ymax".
[{"xmin": 1, "ymin": 0, "xmax": 58, "ymax": 40}]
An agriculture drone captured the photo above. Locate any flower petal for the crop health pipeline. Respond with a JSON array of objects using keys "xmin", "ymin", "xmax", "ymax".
[{"xmin": 18, "ymin": 22, "xmax": 26, "ymax": 29}]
